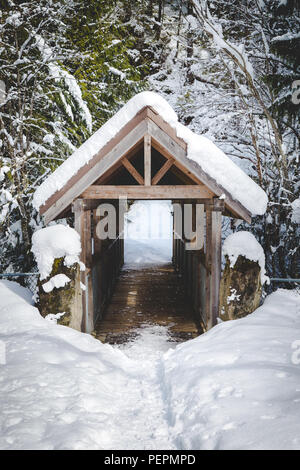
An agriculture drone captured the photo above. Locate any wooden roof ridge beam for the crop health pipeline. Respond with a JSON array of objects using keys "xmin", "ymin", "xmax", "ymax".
[
  {"xmin": 152, "ymin": 158, "xmax": 174, "ymax": 185},
  {"xmin": 122, "ymin": 157, "xmax": 144, "ymax": 185},
  {"xmin": 145, "ymin": 107, "xmax": 187, "ymax": 151}
]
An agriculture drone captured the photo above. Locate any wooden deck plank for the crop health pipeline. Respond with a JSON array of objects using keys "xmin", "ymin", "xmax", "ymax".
[{"xmin": 93, "ymin": 263, "xmax": 202, "ymax": 344}]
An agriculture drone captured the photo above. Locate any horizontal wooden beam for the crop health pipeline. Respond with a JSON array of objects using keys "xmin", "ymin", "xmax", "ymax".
[
  {"xmin": 122, "ymin": 157, "xmax": 144, "ymax": 185},
  {"xmin": 81, "ymin": 185, "xmax": 214, "ymax": 200}
]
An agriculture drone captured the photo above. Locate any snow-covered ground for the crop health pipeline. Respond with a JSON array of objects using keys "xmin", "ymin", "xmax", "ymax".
[
  {"xmin": 124, "ymin": 200, "xmax": 172, "ymax": 267},
  {"xmin": 0, "ymin": 203, "xmax": 299, "ymax": 450},
  {"xmin": 0, "ymin": 277, "xmax": 299, "ymax": 450}
]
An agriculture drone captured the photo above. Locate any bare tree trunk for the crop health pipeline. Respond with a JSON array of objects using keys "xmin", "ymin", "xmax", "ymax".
[
  {"xmin": 192, "ymin": 0, "xmax": 289, "ymax": 185},
  {"xmin": 174, "ymin": 0, "xmax": 183, "ymax": 62},
  {"xmin": 185, "ymin": 0, "xmax": 195, "ymax": 84}
]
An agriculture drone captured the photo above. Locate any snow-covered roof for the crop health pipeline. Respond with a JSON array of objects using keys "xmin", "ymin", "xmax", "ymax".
[{"xmin": 33, "ymin": 91, "xmax": 268, "ymax": 218}]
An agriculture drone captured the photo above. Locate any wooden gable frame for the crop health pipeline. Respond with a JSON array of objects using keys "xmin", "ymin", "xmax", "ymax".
[{"xmin": 39, "ymin": 106, "xmax": 252, "ymax": 224}]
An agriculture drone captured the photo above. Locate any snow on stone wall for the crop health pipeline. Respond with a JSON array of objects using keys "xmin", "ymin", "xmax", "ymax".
[
  {"xmin": 223, "ymin": 231, "xmax": 268, "ymax": 284},
  {"xmin": 31, "ymin": 224, "xmax": 82, "ymax": 280}
]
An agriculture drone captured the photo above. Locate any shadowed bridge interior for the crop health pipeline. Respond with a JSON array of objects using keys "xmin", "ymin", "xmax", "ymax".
[{"xmin": 93, "ymin": 262, "xmax": 202, "ymax": 344}]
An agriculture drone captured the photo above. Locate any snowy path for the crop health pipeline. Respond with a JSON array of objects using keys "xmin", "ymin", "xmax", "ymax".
[
  {"xmin": 107, "ymin": 326, "xmax": 177, "ymax": 450},
  {"xmin": 0, "ymin": 281, "xmax": 177, "ymax": 450}
]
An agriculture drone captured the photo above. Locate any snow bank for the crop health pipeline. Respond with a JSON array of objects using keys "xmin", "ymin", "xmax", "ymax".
[
  {"xmin": 0, "ymin": 280, "xmax": 300, "ymax": 449},
  {"xmin": 163, "ymin": 289, "xmax": 300, "ymax": 450},
  {"xmin": 31, "ymin": 224, "xmax": 81, "ymax": 280},
  {"xmin": 0, "ymin": 280, "xmax": 172, "ymax": 450},
  {"xmin": 223, "ymin": 231, "xmax": 268, "ymax": 284},
  {"xmin": 125, "ymin": 200, "xmax": 172, "ymax": 240},
  {"xmin": 33, "ymin": 91, "xmax": 267, "ymax": 216}
]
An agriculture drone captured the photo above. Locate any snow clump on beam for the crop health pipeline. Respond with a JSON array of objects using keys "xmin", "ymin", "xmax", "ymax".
[
  {"xmin": 33, "ymin": 91, "xmax": 268, "ymax": 216},
  {"xmin": 31, "ymin": 224, "xmax": 82, "ymax": 280},
  {"xmin": 42, "ymin": 274, "xmax": 71, "ymax": 293}
]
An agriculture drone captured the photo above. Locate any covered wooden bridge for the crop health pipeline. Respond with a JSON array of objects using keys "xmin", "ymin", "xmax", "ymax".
[{"xmin": 34, "ymin": 92, "xmax": 265, "ymax": 340}]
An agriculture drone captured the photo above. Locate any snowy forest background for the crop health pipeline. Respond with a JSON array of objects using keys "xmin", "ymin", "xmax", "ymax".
[{"xmin": 0, "ymin": 0, "xmax": 299, "ymax": 284}]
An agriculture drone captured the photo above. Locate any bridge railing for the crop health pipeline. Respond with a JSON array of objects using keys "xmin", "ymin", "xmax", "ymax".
[
  {"xmin": 0, "ymin": 272, "xmax": 39, "ymax": 294},
  {"xmin": 91, "ymin": 233, "xmax": 124, "ymax": 326}
]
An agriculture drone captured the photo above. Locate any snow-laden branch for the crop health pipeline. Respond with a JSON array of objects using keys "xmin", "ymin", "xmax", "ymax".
[{"xmin": 192, "ymin": 0, "xmax": 289, "ymax": 182}]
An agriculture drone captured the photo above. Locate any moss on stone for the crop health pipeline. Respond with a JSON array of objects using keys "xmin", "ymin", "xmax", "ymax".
[
  {"xmin": 219, "ymin": 255, "xmax": 262, "ymax": 321},
  {"xmin": 37, "ymin": 258, "xmax": 80, "ymax": 327}
]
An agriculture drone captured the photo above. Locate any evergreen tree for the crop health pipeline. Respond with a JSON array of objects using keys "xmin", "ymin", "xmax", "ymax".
[
  {"xmin": 0, "ymin": 0, "xmax": 149, "ymax": 274},
  {"xmin": 0, "ymin": 0, "xmax": 92, "ymax": 272},
  {"xmin": 190, "ymin": 0, "xmax": 300, "ymax": 281}
]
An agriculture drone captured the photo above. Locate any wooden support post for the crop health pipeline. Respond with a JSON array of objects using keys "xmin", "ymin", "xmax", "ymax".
[
  {"xmin": 93, "ymin": 208, "xmax": 102, "ymax": 324},
  {"xmin": 144, "ymin": 134, "xmax": 151, "ymax": 186},
  {"xmin": 205, "ymin": 209, "xmax": 212, "ymax": 329},
  {"xmin": 93, "ymin": 209, "xmax": 102, "ymax": 258},
  {"xmin": 72, "ymin": 198, "xmax": 86, "ymax": 333},
  {"xmin": 72, "ymin": 199, "xmax": 96, "ymax": 334},
  {"xmin": 83, "ymin": 209, "xmax": 94, "ymax": 333},
  {"xmin": 119, "ymin": 198, "xmax": 126, "ymax": 267},
  {"xmin": 120, "ymin": 237, "xmax": 122, "ymax": 267},
  {"xmin": 196, "ymin": 250, "xmax": 206, "ymax": 331},
  {"xmin": 85, "ymin": 209, "xmax": 92, "ymax": 268},
  {"xmin": 172, "ymin": 208, "xmax": 175, "ymax": 265},
  {"xmin": 210, "ymin": 210, "xmax": 222, "ymax": 327},
  {"xmin": 205, "ymin": 200, "xmax": 223, "ymax": 330},
  {"xmin": 193, "ymin": 255, "xmax": 198, "ymax": 313}
]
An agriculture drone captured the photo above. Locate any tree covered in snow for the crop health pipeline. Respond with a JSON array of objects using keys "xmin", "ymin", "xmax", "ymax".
[
  {"xmin": 0, "ymin": 0, "xmax": 146, "ymax": 274},
  {"xmin": 0, "ymin": 0, "xmax": 298, "ymax": 283},
  {"xmin": 147, "ymin": 0, "xmax": 299, "ymax": 280},
  {"xmin": 0, "ymin": 0, "xmax": 91, "ymax": 271},
  {"xmin": 65, "ymin": 0, "xmax": 149, "ymax": 128}
]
